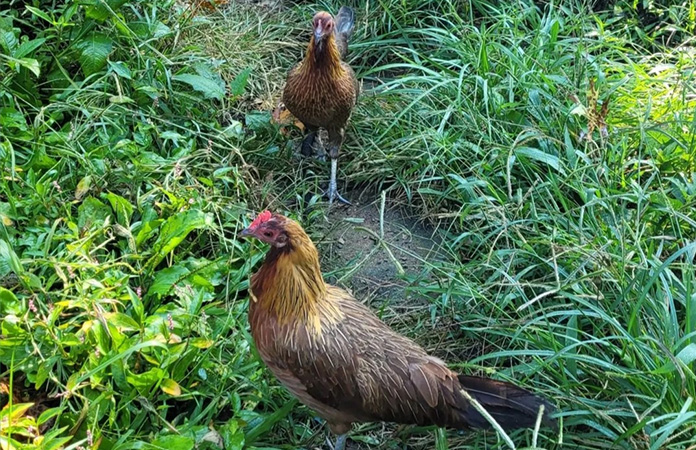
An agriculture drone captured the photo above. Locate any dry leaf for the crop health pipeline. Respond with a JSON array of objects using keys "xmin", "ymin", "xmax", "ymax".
[
  {"xmin": 189, "ymin": 0, "xmax": 229, "ymax": 13},
  {"xmin": 577, "ymin": 79, "xmax": 611, "ymax": 142},
  {"xmin": 160, "ymin": 378, "xmax": 182, "ymax": 396},
  {"xmin": 271, "ymin": 101, "xmax": 305, "ymax": 134}
]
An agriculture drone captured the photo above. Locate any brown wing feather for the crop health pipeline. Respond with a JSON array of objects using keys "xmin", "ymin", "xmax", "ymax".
[
  {"xmin": 251, "ymin": 284, "xmax": 556, "ymax": 431},
  {"xmin": 254, "ymin": 286, "xmax": 464, "ymax": 428}
]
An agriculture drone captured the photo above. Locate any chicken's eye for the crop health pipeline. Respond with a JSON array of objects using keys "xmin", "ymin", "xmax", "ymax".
[{"xmin": 263, "ymin": 231, "xmax": 274, "ymax": 238}]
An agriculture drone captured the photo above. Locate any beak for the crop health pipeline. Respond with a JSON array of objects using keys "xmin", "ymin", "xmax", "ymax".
[
  {"xmin": 314, "ymin": 24, "xmax": 324, "ymax": 43},
  {"xmin": 240, "ymin": 227, "xmax": 253, "ymax": 238}
]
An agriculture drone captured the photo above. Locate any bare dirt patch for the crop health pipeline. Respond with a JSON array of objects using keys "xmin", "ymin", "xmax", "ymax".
[{"xmin": 314, "ymin": 190, "xmax": 446, "ymax": 309}]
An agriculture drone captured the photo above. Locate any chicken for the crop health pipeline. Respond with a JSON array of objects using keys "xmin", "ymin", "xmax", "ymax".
[
  {"xmin": 240, "ymin": 211, "xmax": 558, "ymax": 450},
  {"xmin": 282, "ymin": 7, "xmax": 359, "ymax": 205}
]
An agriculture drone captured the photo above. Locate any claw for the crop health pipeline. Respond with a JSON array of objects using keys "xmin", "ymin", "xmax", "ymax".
[
  {"xmin": 325, "ymin": 435, "xmax": 335, "ymax": 450},
  {"xmin": 325, "ymin": 158, "xmax": 351, "ymax": 206},
  {"xmin": 325, "ymin": 186, "xmax": 352, "ymax": 205},
  {"xmin": 327, "ymin": 434, "xmax": 347, "ymax": 450}
]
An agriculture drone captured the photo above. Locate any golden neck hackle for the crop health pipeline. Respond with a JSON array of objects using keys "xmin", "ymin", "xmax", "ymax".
[
  {"xmin": 299, "ymin": 33, "xmax": 345, "ymax": 80},
  {"xmin": 251, "ymin": 222, "xmax": 342, "ymax": 335}
]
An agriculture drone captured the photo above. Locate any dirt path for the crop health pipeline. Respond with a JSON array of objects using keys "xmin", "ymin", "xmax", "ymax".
[{"xmin": 314, "ymin": 190, "xmax": 446, "ymax": 311}]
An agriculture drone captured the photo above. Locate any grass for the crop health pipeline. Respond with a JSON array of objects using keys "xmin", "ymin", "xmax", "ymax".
[{"xmin": 0, "ymin": 0, "xmax": 695, "ymax": 449}]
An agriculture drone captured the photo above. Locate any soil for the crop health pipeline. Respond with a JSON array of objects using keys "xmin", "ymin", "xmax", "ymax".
[{"xmin": 314, "ymin": 189, "xmax": 446, "ymax": 311}]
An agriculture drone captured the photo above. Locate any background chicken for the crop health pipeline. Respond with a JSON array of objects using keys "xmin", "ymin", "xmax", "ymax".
[
  {"xmin": 282, "ymin": 7, "xmax": 359, "ymax": 205},
  {"xmin": 241, "ymin": 211, "xmax": 558, "ymax": 450}
]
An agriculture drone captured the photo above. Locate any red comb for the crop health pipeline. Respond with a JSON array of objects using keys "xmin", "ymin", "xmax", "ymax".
[{"xmin": 249, "ymin": 210, "xmax": 272, "ymax": 229}]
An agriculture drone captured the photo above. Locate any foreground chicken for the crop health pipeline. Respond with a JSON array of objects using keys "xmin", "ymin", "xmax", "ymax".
[
  {"xmin": 282, "ymin": 7, "xmax": 359, "ymax": 205},
  {"xmin": 241, "ymin": 211, "xmax": 557, "ymax": 450}
]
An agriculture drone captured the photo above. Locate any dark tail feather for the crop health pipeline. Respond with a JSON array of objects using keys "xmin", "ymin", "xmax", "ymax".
[
  {"xmin": 457, "ymin": 375, "xmax": 558, "ymax": 431},
  {"xmin": 335, "ymin": 6, "xmax": 355, "ymax": 38},
  {"xmin": 334, "ymin": 6, "xmax": 355, "ymax": 59}
]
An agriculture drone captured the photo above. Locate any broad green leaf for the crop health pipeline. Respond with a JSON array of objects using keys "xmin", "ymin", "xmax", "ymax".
[
  {"xmin": 0, "ymin": 288, "xmax": 18, "ymax": 315},
  {"xmin": 75, "ymin": 175, "xmax": 92, "ymax": 200},
  {"xmin": 172, "ymin": 74, "xmax": 225, "ymax": 101},
  {"xmin": 0, "ymin": 30, "xmax": 18, "ymax": 52},
  {"xmin": 199, "ymin": 428, "xmax": 224, "ymax": 449},
  {"xmin": 221, "ymin": 420, "xmax": 245, "ymax": 450},
  {"xmin": 152, "ymin": 21, "xmax": 172, "ymax": 39},
  {"xmin": 13, "ymin": 38, "xmax": 47, "ymax": 58},
  {"xmin": 24, "ymin": 6, "xmax": 53, "ymax": 24},
  {"xmin": 92, "ymin": 321, "xmax": 110, "ymax": 355},
  {"xmin": 126, "ymin": 367, "xmax": 164, "ymax": 391},
  {"xmin": 190, "ymin": 274, "xmax": 214, "ymax": 290},
  {"xmin": 27, "ymin": 146, "xmax": 57, "ymax": 169},
  {"xmin": 108, "ymin": 60, "xmax": 132, "ymax": 79},
  {"xmin": 37, "ymin": 407, "xmax": 64, "ymax": 426},
  {"xmin": 151, "ymin": 435, "xmax": 194, "ymax": 450},
  {"xmin": 17, "ymin": 57, "xmax": 40, "ymax": 76},
  {"xmin": 160, "ymin": 130, "xmax": 184, "ymax": 140},
  {"xmin": 245, "ymin": 111, "xmax": 271, "ymax": 132},
  {"xmin": 35, "ymin": 356, "xmax": 55, "ymax": 389},
  {"xmin": 515, "ymin": 146, "xmax": 563, "ymax": 172},
  {"xmin": 149, "ymin": 265, "xmax": 191, "ymax": 297},
  {"xmin": 3, "ymin": 55, "xmax": 41, "ymax": 76},
  {"xmin": 229, "ymin": 67, "xmax": 251, "ymax": 97},
  {"xmin": 39, "ymin": 427, "xmax": 72, "ymax": 450},
  {"xmin": 105, "ymin": 312, "xmax": 140, "ymax": 331},
  {"xmin": 85, "ymin": 0, "xmax": 129, "ymax": 21},
  {"xmin": 41, "ymin": 437, "xmax": 73, "ymax": 450},
  {"xmin": 105, "ymin": 192, "xmax": 134, "ymax": 226},
  {"xmin": 135, "ymin": 219, "xmax": 164, "ymax": 247},
  {"xmin": 128, "ymin": 287, "xmax": 144, "ymax": 324},
  {"xmin": 151, "ymin": 210, "xmax": 213, "ymax": 265},
  {"xmin": 0, "ymin": 403, "xmax": 34, "ymax": 421},
  {"xmin": 77, "ymin": 196, "xmax": 111, "ymax": 230},
  {"xmin": 111, "ymin": 359, "xmax": 129, "ymax": 391},
  {"xmin": 0, "ymin": 239, "xmax": 23, "ymax": 277},
  {"xmin": 0, "ymin": 107, "xmax": 26, "ymax": 129},
  {"xmin": 190, "ymin": 338, "xmax": 213, "ymax": 349},
  {"xmin": 655, "ymin": 343, "xmax": 696, "ymax": 374},
  {"xmin": 76, "ymin": 33, "xmax": 113, "ymax": 76},
  {"xmin": 160, "ymin": 378, "xmax": 182, "ymax": 396}
]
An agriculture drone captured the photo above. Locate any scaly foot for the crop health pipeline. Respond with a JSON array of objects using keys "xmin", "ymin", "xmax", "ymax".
[
  {"xmin": 325, "ymin": 434, "xmax": 347, "ymax": 450},
  {"xmin": 325, "ymin": 158, "xmax": 351, "ymax": 205},
  {"xmin": 325, "ymin": 183, "xmax": 352, "ymax": 205}
]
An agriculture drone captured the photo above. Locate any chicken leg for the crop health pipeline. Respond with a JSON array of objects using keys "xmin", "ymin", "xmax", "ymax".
[
  {"xmin": 326, "ymin": 128, "xmax": 351, "ymax": 205},
  {"xmin": 332, "ymin": 434, "xmax": 347, "ymax": 450},
  {"xmin": 301, "ymin": 126, "xmax": 318, "ymax": 158}
]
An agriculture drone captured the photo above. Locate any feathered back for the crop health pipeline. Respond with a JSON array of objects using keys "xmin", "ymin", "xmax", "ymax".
[{"xmin": 334, "ymin": 6, "xmax": 355, "ymax": 59}]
